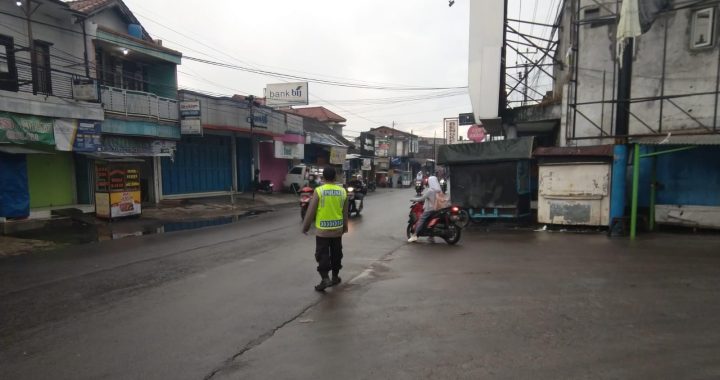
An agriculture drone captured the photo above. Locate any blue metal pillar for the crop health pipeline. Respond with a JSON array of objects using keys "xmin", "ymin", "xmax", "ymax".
[{"xmin": 610, "ymin": 144, "xmax": 629, "ymax": 226}]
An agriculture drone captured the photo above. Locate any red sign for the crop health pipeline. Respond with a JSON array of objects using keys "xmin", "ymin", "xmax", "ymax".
[{"xmin": 467, "ymin": 124, "xmax": 486, "ymax": 142}]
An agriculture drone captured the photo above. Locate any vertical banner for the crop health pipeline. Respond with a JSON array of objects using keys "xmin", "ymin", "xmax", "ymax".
[{"xmin": 444, "ymin": 117, "xmax": 459, "ymax": 145}]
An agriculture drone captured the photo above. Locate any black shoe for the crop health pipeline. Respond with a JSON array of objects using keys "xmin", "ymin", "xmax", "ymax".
[
  {"xmin": 314, "ymin": 278, "xmax": 332, "ymax": 291},
  {"xmin": 330, "ymin": 277, "xmax": 341, "ymax": 286}
]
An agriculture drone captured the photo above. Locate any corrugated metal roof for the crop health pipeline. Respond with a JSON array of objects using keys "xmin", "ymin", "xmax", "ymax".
[
  {"xmin": 631, "ymin": 134, "xmax": 720, "ymax": 145},
  {"xmin": 534, "ymin": 145, "xmax": 613, "ymax": 157}
]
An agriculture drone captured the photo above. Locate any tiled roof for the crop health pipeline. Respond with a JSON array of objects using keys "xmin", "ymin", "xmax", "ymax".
[
  {"xmin": 284, "ymin": 107, "xmax": 346, "ymax": 123},
  {"xmin": 66, "ymin": 0, "xmax": 114, "ymax": 14}
]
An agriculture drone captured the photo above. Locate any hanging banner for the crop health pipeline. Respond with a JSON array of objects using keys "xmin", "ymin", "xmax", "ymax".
[
  {"xmin": 0, "ymin": 112, "xmax": 55, "ymax": 145},
  {"xmin": 53, "ymin": 119, "xmax": 101, "ymax": 152},
  {"xmin": 329, "ymin": 147, "xmax": 347, "ymax": 165}
]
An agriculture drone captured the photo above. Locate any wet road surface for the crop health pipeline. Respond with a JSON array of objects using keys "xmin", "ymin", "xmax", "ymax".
[{"xmin": 3, "ymin": 188, "xmax": 720, "ymax": 379}]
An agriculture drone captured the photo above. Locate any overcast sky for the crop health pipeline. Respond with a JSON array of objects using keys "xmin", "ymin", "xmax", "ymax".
[{"xmin": 124, "ymin": 0, "xmax": 558, "ymax": 139}]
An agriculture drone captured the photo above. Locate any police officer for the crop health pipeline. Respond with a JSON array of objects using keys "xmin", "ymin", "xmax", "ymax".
[{"xmin": 302, "ymin": 166, "xmax": 349, "ymax": 291}]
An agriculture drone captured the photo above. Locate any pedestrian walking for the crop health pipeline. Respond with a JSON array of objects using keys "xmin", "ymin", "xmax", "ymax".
[
  {"xmin": 302, "ymin": 166, "xmax": 349, "ymax": 291},
  {"xmin": 408, "ymin": 175, "xmax": 443, "ymax": 243}
]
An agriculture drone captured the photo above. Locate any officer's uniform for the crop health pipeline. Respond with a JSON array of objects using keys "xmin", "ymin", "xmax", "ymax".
[{"xmin": 302, "ymin": 183, "xmax": 349, "ymax": 284}]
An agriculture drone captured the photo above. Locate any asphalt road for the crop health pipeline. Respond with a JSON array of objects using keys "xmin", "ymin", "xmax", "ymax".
[
  {"xmin": 3, "ymin": 187, "xmax": 720, "ymax": 379},
  {"xmin": 0, "ymin": 187, "xmax": 413, "ymax": 379}
]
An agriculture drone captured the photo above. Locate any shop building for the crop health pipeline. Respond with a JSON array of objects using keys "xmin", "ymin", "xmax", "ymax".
[
  {"xmin": 161, "ymin": 90, "xmax": 298, "ymax": 199},
  {"xmin": 67, "ymin": 0, "xmax": 183, "ymax": 205},
  {"xmin": 0, "ymin": 0, "xmax": 104, "ymax": 223}
]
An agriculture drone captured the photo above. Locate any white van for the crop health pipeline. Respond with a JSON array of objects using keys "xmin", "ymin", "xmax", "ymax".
[{"xmin": 283, "ymin": 165, "xmax": 307, "ymax": 192}]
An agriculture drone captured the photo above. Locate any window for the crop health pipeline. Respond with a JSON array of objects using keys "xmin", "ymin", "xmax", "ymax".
[
  {"xmin": 32, "ymin": 40, "xmax": 52, "ymax": 94},
  {"xmin": 0, "ymin": 34, "xmax": 18, "ymax": 92},
  {"xmin": 584, "ymin": 7, "xmax": 600, "ymax": 20},
  {"xmin": 691, "ymin": 8, "xmax": 715, "ymax": 49}
]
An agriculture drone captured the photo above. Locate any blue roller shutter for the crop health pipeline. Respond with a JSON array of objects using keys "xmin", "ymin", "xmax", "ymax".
[{"xmin": 162, "ymin": 135, "xmax": 233, "ymax": 195}]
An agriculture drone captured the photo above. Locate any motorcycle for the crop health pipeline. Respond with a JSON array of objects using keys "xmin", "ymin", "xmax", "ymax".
[
  {"xmin": 414, "ymin": 179, "xmax": 424, "ymax": 196},
  {"xmin": 406, "ymin": 200, "xmax": 463, "ymax": 245},
  {"xmin": 346, "ymin": 185, "xmax": 363, "ymax": 216},
  {"xmin": 367, "ymin": 181, "xmax": 377, "ymax": 192},
  {"xmin": 255, "ymin": 179, "xmax": 274, "ymax": 194},
  {"xmin": 299, "ymin": 186, "xmax": 314, "ymax": 220},
  {"xmin": 439, "ymin": 178, "xmax": 447, "ymax": 194}
]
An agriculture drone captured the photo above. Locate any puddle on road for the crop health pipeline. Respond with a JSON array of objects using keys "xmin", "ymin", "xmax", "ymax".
[{"xmin": 6, "ymin": 210, "xmax": 272, "ymax": 247}]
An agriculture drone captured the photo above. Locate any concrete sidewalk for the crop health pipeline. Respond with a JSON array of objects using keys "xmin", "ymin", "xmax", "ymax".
[{"xmin": 0, "ymin": 191, "xmax": 299, "ymax": 257}]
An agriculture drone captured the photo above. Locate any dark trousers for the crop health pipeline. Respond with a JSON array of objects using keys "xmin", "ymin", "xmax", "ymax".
[{"xmin": 315, "ymin": 236, "xmax": 343, "ymax": 278}]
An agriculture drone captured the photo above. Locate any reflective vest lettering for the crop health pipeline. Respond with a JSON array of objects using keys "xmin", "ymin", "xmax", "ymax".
[{"xmin": 315, "ymin": 184, "xmax": 346, "ymax": 230}]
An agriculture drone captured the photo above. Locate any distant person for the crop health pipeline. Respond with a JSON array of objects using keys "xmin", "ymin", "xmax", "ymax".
[
  {"xmin": 302, "ymin": 167, "xmax": 349, "ymax": 291},
  {"xmin": 416, "ymin": 170, "xmax": 424, "ymax": 182}
]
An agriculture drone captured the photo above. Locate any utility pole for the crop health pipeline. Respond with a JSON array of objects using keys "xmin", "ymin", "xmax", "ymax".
[
  {"xmin": 247, "ymin": 95, "xmax": 256, "ymax": 201},
  {"xmin": 19, "ymin": 0, "xmax": 41, "ymax": 95},
  {"xmin": 615, "ymin": 39, "xmax": 633, "ymax": 137}
]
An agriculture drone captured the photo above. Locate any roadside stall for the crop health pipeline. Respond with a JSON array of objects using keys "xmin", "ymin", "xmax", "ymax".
[
  {"xmin": 94, "ymin": 161, "xmax": 142, "ymax": 220},
  {"xmin": 438, "ymin": 137, "xmax": 535, "ymax": 220}
]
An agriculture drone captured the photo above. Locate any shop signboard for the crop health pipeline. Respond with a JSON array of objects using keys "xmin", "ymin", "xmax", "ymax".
[
  {"xmin": 444, "ymin": 117, "xmax": 459, "ymax": 145},
  {"xmin": 179, "ymin": 100, "xmax": 201, "ymax": 117},
  {"xmin": 330, "ymin": 147, "xmax": 347, "ymax": 165},
  {"xmin": 53, "ymin": 119, "xmax": 101, "ymax": 152},
  {"xmin": 265, "ymin": 82, "xmax": 309, "ymax": 107},
  {"xmin": 249, "ymin": 107, "xmax": 271, "ymax": 129},
  {"xmin": 359, "ymin": 133, "xmax": 375, "ymax": 157},
  {"xmin": 95, "ymin": 164, "xmax": 141, "ymax": 219},
  {"xmin": 72, "ymin": 78, "xmax": 99, "ymax": 101},
  {"xmin": 459, "ymin": 112, "xmax": 475, "ymax": 125},
  {"xmin": 468, "ymin": 124, "xmax": 487, "ymax": 142},
  {"xmin": 180, "ymin": 100, "xmax": 202, "ymax": 135},
  {"xmin": 376, "ymin": 138, "xmax": 389, "ymax": 157},
  {"xmin": 274, "ymin": 140, "xmax": 304, "ymax": 159},
  {"xmin": 0, "ymin": 112, "xmax": 55, "ymax": 145},
  {"xmin": 102, "ymin": 136, "xmax": 176, "ymax": 156},
  {"xmin": 362, "ymin": 158, "xmax": 372, "ymax": 171}
]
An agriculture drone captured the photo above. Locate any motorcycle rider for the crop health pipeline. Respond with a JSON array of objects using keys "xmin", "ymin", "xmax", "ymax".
[
  {"xmin": 347, "ymin": 174, "xmax": 365, "ymax": 213},
  {"xmin": 408, "ymin": 175, "xmax": 442, "ymax": 243},
  {"xmin": 302, "ymin": 167, "xmax": 349, "ymax": 291}
]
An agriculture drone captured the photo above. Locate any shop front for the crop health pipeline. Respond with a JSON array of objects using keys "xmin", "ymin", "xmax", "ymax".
[
  {"xmin": 0, "ymin": 112, "xmax": 80, "ymax": 217},
  {"xmin": 95, "ymin": 134, "xmax": 176, "ymax": 204},
  {"xmin": 161, "ymin": 134, "xmax": 234, "ymax": 197}
]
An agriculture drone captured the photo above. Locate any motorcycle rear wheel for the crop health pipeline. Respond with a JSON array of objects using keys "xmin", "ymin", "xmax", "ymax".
[
  {"xmin": 301, "ymin": 207, "xmax": 307, "ymax": 221},
  {"xmin": 443, "ymin": 224, "xmax": 462, "ymax": 245},
  {"xmin": 406, "ymin": 224, "xmax": 414, "ymax": 239}
]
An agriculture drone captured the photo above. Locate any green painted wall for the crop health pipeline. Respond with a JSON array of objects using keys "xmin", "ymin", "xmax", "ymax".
[
  {"xmin": 27, "ymin": 153, "xmax": 74, "ymax": 208},
  {"xmin": 147, "ymin": 63, "xmax": 178, "ymax": 99}
]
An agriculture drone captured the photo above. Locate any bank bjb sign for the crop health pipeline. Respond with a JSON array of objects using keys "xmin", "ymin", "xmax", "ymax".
[{"xmin": 265, "ymin": 82, "xmax": 309, "ymax": 108}]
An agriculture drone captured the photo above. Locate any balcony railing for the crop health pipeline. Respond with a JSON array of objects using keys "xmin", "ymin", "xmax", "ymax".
[{"xmin": 100, "ymin": 85, "xmax": 179, "ymax": 122}]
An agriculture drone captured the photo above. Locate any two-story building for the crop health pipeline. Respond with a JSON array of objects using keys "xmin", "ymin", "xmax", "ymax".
[
  {"xmin": 541, "ymin": 0, "xmax": 720, "ymax": 231},
  {"xmin": 68, "ymin": 0, "xmax": 182, "ymax": 205},
  {"xmin": 1, "ymin": 0, "xmax": 104, "ymax": 221}
]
